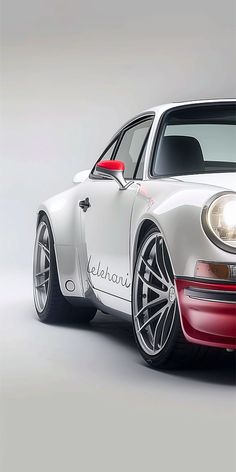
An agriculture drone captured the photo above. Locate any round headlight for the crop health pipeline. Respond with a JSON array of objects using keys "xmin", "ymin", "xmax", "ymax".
[{"xmin": 202, "ymin": 192, "xmax": 236, "ymax": 253}]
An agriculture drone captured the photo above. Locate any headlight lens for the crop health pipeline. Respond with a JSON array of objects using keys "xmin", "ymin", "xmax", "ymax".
[{"xmin": 202, "ymin": 192, "xmax": 236, "ymax": 253}]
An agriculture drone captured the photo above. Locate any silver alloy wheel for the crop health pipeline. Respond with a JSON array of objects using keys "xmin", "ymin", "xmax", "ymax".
[
  {"xmin": 133, "ymin": 231, "xmax": 177, "ymax": 356},
  {"xmin": 33, "ymin": 221, "xmax": 51, "ymax": 313}
]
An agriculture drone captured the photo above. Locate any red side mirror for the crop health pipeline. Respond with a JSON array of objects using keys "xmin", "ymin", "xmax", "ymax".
[
  {"xmin": 95, "ymin": 160, "xmax": 128, "ymax": 190},
  {"xmin": 96, "ymin": 160, "xmax": 125, "ymax": 171}
]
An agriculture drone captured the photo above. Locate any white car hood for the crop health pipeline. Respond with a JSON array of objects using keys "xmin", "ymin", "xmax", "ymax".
[{"xmin": 175, "ymin": 172, "xmax": 236, "ymax": 192}]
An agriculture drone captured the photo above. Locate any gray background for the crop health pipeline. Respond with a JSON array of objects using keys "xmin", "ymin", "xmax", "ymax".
[{"xmin": 0, "ymin": 1, "xmax": 236, "ymax": 471}]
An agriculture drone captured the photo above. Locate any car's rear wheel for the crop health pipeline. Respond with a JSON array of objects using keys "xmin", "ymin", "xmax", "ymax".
[
  {"xmin": 33, "ymin": 214, "xmax": 97, "ymax": 323},
  {"xmin": 132, "ymin": 227, "xmax": 207, "ymax": 369}
]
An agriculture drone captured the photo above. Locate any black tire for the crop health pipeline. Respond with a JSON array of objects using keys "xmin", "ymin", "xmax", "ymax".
[
  {"xmin": 33, "ymin": 214, "xmax": 97, "ymax": 324},
  {"xmin": 132, "ymin": 227, "xmax": 208, "ymax": 369}
]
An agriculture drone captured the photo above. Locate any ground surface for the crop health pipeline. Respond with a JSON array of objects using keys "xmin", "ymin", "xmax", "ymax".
[{"xmin": 0, "ymin": 273, "xmax": 235, "ymax": 472}]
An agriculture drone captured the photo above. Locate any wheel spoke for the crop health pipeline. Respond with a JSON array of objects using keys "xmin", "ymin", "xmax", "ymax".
[
  {"xmin": 159, "ymin": 308, "xmax": 170, "ymax": 348},
  {"xmin": 138, "ymin": 304, "xmax": 168, "ymax": 333},
  {"xmin": 35, "ymin": 277, "xmax": 49, "ymax": 289},
  {"xmin": 159, "ymin": 301, "xmax": 176, "ymax": 348},
  {"xmin": 38, "ymin": 241, "xmax": 49, "ymax": 254},
  {"xmin": 141, "ymin": 256, "xmax": 166, "ymax": 286},
  {"xmin": 152, "ymin": 306, "xmax": 169, "ymax": 352},
  {"xmin": 135, "ymin": 295, "xmax": 168, "ymax": 319},
  {"xmin": 137, "ymin": 271, "xmax": 167, "ymax": 296},
  {"xmin": 35, "ymin": 267, "xmax": 50, "ymax": 277},
  {"xmin": 38, "ymin": 242, "xmax": 50, "ymax": 261}
]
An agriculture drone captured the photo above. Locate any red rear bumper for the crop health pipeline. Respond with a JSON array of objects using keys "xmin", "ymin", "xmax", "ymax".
[{"xmin": 175, "ymin": 279, "xmax": 236, "ymax": 349}]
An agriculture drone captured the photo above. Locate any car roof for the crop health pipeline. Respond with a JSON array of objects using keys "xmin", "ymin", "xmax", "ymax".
[
  {"xmin": 144, "ymin": 98, "xmax": 236, "ymax": 114},
  {"xmin": 110, "ymin": 99, "xmax": 236, "ymax": 143}
]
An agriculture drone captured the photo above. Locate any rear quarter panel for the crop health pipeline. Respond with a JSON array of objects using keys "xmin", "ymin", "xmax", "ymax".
[{"xmin": 37, "ymin": 184, "xmax": 87, "ymax": 297}]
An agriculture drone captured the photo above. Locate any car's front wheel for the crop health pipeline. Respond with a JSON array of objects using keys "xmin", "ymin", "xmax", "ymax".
[
  {"xmin": 132, "ymin": 227, "xmax": 206, "ymax": 369},
  {"xmin": 33, "ymin": 214, "xmax": 97, "ymax": 324}
]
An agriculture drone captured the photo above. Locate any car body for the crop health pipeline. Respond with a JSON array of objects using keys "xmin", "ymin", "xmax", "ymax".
[{"xmin": 34, "ymin": 99, "xmax": 236, "ymax": 368}]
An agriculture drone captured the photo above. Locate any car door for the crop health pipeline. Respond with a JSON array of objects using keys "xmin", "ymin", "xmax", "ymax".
[{"xmin": 79, "ymin": 116, "xmax": 154, "ymax": 309}]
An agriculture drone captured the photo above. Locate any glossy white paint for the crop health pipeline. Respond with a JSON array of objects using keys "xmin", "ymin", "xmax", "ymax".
[
  {"xmin": 73, "ymin": 169, "xmax": 90, "ymax": 184},
  {"xmin": 37, "ymin": 99, "xmax": 236, "ymax": 314},
  {"xmin": 80, "ymin": 179, "xmax": 139, "ymax": 300}
]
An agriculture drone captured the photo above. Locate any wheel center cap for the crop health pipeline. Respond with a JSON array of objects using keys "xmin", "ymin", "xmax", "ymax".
[{"xmin": 169, "ymin": 286, "xmax": 176, "ymax": 303}]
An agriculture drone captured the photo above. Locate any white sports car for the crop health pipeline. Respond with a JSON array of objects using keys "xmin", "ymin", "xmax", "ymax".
[{"xmin": 33, "ymin": 99, "xmax": 236, "ymax": 369}]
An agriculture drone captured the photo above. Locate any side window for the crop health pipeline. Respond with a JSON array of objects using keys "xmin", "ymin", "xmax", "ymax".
[
  {"xmin": 100, "ymin": 139, "xmax": 117, "ymax": 162},
  {"xmin": 114, "ymin": 119, "xmax": 153, "ymax": 179}
]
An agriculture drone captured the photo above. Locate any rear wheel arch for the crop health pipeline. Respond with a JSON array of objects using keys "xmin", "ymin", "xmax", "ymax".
[
  {"xmin": 33, "ymin": 212, "xmax": 96, "ymax": 323},
  {"xmin": 37, "ymin": 210, "xmax": 57, "ymax": 246},
  {"xmin": 36, "ymin": 210, "xmax": 61, "ymax": 289},
  {"xmin": 37, "ymin": 210, "xmax": 53, "ymax": 232},
  {"xmin": 37, "ymin": 210, "xmax": 46, "ymax": 226}
]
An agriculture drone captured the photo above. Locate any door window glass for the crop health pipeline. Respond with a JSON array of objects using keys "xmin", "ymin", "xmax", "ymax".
[{"xmin": 114, "ymin": 119, "xmax": 153, "ymax": 179}]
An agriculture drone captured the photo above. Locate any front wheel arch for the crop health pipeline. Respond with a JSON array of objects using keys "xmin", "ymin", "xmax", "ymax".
[{"xmin": 132, "ymin": 219, "xmax": 161, "ymax": 274}]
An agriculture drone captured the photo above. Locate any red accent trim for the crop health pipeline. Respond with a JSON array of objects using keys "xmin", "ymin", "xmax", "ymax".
[
  {"xmin": 96, "ymin": 160, "xmax": 125, "ymax": 171},
  {"xmin": 175, "ymin": 278, "xmax": 236, "ymax": 349}
]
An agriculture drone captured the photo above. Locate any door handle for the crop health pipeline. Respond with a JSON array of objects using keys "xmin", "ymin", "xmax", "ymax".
[{"xmin": 79, "ymin": 197, "xmax": 91, "ymax": 212}]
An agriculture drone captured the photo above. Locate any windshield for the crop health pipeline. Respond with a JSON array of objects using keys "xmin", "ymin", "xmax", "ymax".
[{"xmin": 152, "ymin": 103, "xmax": 236, "ymax": 176}]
